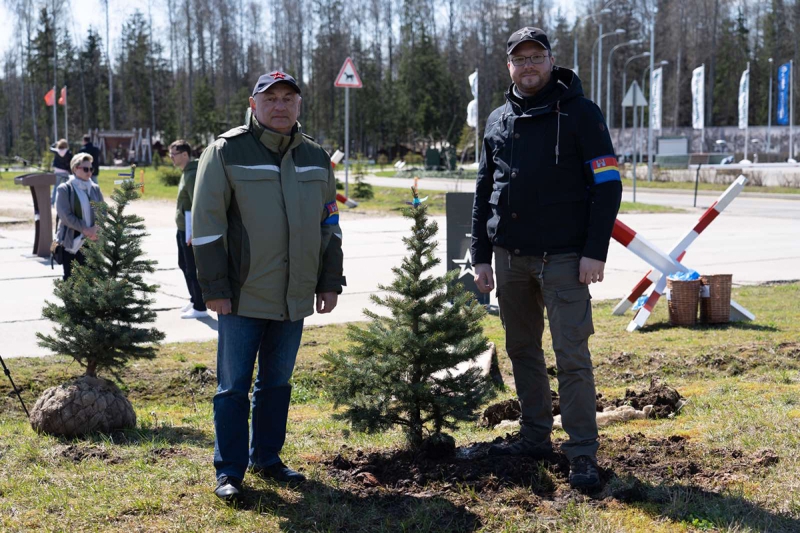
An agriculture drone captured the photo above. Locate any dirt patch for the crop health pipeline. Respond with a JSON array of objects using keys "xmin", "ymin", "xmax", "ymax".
[
  {"xmin": 148, "ymin": 447, "xmax": 187, "ymax": 461},
  {"xmin": 326, "ymin": 442, "xmax": 570, "ymax": 499},
  {"xmin": 610, "ymin": 377, "xmax": 684, "ymax": 418},
  {"xmin": 53, "ymin": 444, "xmax": 117, "ymax": 464},
  {"xmin": 480, "ymin": 378, "xmax": 677, "ymax": 428},
  {"xmin": 324, "ymin": 434, "xmax": 779, "ymax": 505}
]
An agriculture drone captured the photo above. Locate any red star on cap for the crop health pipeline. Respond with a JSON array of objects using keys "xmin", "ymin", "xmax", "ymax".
[{"xmin": 271, "ymin": 71, "xmax": 286, "ymax": 79}]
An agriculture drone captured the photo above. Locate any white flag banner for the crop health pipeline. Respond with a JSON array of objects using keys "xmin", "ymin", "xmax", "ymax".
[
  {"xmin": 691, "ymin": 65, "xmax": 705, "ymax": 130},
  {"xmin": 468, "ymin": 70, "xmax": 478, "ymax": 99},
  {"xmin": 650, "ymin": 67, "xmax": 663, "ymax": 130},
  {"xmin": 466, "ymin": 100, "xmax": 478, "ymax": 128},
  {"xmin": 738, "ymin": 68, "xmax": 750, "ymax": 130}
]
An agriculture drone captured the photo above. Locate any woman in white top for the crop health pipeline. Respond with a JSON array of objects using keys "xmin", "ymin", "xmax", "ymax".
[{"xmin": 54, "ymin": 154, "xmax": 104, "ymax": 280}]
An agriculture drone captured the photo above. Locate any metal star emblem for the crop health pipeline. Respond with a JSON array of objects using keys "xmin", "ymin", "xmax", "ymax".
[
  {"xmin": 516, "ymin": 28, "xmax": 536, "ymax": 39},
  {"xmin": 272, "ymin": 71, "xmax": 286, "ymax": 79},
  {"xmin": 452, "ymin": 249, "xmax": 475, "ymax": 280}
]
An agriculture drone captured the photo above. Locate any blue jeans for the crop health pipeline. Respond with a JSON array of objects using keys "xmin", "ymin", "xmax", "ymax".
[{"xmin": 213, "ymin": 314, "xmax": 304, "ymax": 481}]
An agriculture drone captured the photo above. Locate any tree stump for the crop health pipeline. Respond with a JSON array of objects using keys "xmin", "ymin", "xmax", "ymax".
[{"xmin": 30, "ymin": 376, "xmax": 136, "ymax": 437}]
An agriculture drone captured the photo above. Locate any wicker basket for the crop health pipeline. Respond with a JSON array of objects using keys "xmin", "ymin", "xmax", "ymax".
[
  {"xmin": 667, "ymin": 278, "xmax": 701, "ymax": 326},
  {"xmin": 700, "ymin": 274, "xmax": 732, "ymax": 324}
]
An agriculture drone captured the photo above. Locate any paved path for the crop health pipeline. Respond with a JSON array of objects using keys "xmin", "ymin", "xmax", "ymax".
[{"xmin": 1, "ymin": 181, "xmax": 798, "ymax": 358}]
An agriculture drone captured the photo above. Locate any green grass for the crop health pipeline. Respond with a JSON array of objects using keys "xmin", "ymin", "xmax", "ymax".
[
  {"xmin": 621, "ymin": 175, "xmax": 800, "ymax": 195},
  {"xmin": 0, "ymin": 167, "xmax": 177, "ymax": 201},
  {"xmin": 1, "ymin": 283, "xmax": 799, "ymax": 531},
  {"xmin": 368, "ymin": 169, "xmax": 800, "ymax": 194}
]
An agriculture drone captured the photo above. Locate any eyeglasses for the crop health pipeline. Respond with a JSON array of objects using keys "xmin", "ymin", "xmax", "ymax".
[
  {"xmin": 169, "ymin": 152, "xmax": 181, "ymax": 158},
  {"xmin": 78, "ymin": 166, "xmax": 92, "ymax": 172},
  {"xmin": 509, "ymin": 54, "xmax": 550, "ymax": 66}
]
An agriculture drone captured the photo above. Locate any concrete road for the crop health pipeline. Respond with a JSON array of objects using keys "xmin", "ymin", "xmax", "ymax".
[{"xmin": 1, "ymin": 180, "xmax": 798, "ymax": 358}]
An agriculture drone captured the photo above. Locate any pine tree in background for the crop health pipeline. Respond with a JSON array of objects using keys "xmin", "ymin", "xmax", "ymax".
[
  {"xmin": 324, "ymin": 188, "xmax": 492, "ymax": 450},
  {"xmin": 37, "ymin": 180, "xmax": 165, "ymax": 379}
]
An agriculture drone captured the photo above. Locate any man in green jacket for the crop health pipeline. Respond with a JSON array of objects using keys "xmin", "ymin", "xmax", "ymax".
[
  {"xmin": 192, "ymin": 70, "xmax": 346, "ymax": 502},
  {"xmin": 170, "ymin": 139, "xmax": 208, "ymax": 319}
]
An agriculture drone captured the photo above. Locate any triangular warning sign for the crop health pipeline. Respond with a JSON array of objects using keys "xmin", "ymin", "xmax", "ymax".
[
  {"xmin": 621, "ymin": 81, "xmax": 648, "ymax": 108},
  {"xmin": 334, "ymin": 57, "xmax": 363, "ymax": 88}
]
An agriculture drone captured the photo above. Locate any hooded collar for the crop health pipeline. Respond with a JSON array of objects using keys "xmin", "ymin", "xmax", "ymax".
[
  {"xmin": 505, "ymin": 66, "xmax": 583, "ymax": 116},
  {"xmin": 250, "ymin": 115, "xmax": 302, "ymax": 156}
]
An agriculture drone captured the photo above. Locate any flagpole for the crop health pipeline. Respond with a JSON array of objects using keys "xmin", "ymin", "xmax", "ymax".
[
  {"xmin": 475, "ymin": 67, "xmax": 479, "ymax": 165},
  {"xmin": 744, "ymin": 62, "xmax": 750, "ymax": 161},
  {"xmin": 701, "ymin": 65, "xmax": 705, "ymax": 153},
  {"xmin": 64, "ymin": 86, "xmax": 68, "ymax": 144},
  {"xmin": 52, "ymin": 86, "xmax": 57, "ymax": 145},
  {"xmin": 791, "ymin": 59, "xmax": 794, "ymax": 160}
]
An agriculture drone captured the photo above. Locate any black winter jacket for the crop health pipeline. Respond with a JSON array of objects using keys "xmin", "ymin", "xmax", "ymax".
[{"xmin": 471, "ymin": 67, "xmax": 622, "ymax": 265}]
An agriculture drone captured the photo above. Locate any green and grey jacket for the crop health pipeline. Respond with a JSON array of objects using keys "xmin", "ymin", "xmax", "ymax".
[
  {"xmin": 175, "ymin": 160, "xmax": 198, "ymax": 231},
  {"xmin": 192, "ymin": 117, "xmax": 346, "ymax": 321}
]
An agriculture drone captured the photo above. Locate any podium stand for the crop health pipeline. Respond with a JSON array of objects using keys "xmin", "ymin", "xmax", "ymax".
[{"xmin": 14, "ymin": 173, "xmax": 56, "ymax": 258}]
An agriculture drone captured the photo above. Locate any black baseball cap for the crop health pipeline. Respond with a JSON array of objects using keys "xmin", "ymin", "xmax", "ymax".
[
  {"xmin": 252, "ymin": 71, "xmax": 301, "ymax": 96},
  {"xmin": 507, "ymin": 27, "xmax": 551, "ymax": 55}
]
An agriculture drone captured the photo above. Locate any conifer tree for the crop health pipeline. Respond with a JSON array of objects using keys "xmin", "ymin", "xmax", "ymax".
[
  {"xmin": 324, "ymin": 187, "xmax": 492, "ymax": 448},
  {"xmin": 37, "ymin": 180, "xmax": 165, "ymax": 378}
]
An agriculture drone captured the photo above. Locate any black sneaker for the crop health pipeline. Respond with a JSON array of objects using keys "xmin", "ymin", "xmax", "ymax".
[
  {"xmin": 488, "ymin": 436, "xmax": 554, "ymax": 458},
  {"xmin": 251, "ymin": 461, "xmax": 307, "ymax": 485},
  {"xmin": 568, "ymin": 455, "xmax": 600, "ymax": 489},
  {"xmin": 214, "ymin": 476, "xmax": 242, "ymax": 502}
]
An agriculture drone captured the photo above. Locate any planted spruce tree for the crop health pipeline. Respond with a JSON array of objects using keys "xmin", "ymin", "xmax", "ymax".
[
  {"xmin": 324, "ymin": 187, "xmax": 492, "ymax": 453},
  {"xmin": 32, "ymin": 180, "xmax": 165, "ymax": 437}
]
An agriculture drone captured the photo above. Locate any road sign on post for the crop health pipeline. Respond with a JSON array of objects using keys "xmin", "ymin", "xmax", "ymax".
[{"xmin": 334, "ymin": 57, "xmax": 363, "ymax": 198}]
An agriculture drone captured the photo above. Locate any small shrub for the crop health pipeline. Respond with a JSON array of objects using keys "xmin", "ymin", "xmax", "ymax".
[
  {"xmin": 159, "ymin": 167, "xmax": 182, "ymax": 186},
  {"xmin": 404, "ymin": 153, "xmax": 423, "ymax": 165},
  {"xmin": 376, "ymin": 153, "xmax": 389, "ymax": 170},
  {"xmin": 336, "ymin": 178, "xmax": 344, "ymax": 190}
]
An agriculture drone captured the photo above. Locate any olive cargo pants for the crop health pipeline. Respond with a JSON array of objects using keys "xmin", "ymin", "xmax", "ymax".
[{"xmin": 494, "ymin": 248, "xmax": 599, "ymax": 460}]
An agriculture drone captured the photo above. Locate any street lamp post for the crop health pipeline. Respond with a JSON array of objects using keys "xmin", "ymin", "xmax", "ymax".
[
  {"xmin": 598, "ymin": 29, "xmax": 626, "ymax": 107},
  {"xmin": 574, "ymin": 9, "xmax": 610, "ymax": 75},
  {"xmin": 768, "ymin": 57, "xmax": 773, "ymax": 153},
  {"xmin": 622, "ymin": 52, "xmax": 650, "ymax": 133},
  {"xmin": 647, "ymin": 7, "xmax": 658, "ymax": 182},
  {"xmin": 592, "ymin": 28, "xmax": 625, "ymax": 104},
  {"xmin": 607, "ymin": 40, "xmax": 643, "ymax": 127}
]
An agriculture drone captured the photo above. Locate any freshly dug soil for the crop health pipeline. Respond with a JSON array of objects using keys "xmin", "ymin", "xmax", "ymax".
[
  {"xmin": 324, "ymin": 434, "xmax": 778, "ymax": 503},
  {"xmin": 480, "ymin": 377, "xmax": 682, "ymax": 428}
]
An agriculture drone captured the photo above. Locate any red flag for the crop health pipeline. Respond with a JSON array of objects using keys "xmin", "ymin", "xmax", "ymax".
[
  {"xmin": 58, "ymin": 86, "xmax": 67, "ymax": 105},
  {"xmin": 44, "ymin": 88, "xmax": 56, "ymax": 106}
]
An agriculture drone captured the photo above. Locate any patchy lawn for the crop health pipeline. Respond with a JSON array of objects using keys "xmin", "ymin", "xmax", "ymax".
[{"xmin": 1, "ymin": 282, "xmax": 799, "ymax": 532}]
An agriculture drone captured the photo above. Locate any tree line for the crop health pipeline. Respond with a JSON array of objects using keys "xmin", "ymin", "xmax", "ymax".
[{"xmin": 1, "ymin": 0, "xmax": 798, "ymax": 163}]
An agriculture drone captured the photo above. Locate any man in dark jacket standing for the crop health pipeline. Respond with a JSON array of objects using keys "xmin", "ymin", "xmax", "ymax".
[
  {"xmin": 79, "ymin": 135, "xmax": 101, "ymax": 183},
  {"xmin": 471, "ymin": 27, "xmax": 621, "ymax": 489},
  {"xmin": 170, "ymin": 139, "xmax": 207, "ymax": 319}
]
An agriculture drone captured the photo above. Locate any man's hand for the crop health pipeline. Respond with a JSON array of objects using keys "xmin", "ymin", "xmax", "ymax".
[
  {"xmin": 186, "ymin": 238, "xmax": 192, "ymax": 247},
  {"xmin": 316, "ymin": 292, "xmax": 338, "ymax": 314},
  {"xmin": 473, "ymin": 263, "xmax": 495, "ymax": 293},
  {"xmin": 206, "ymin": 298, "xmax": 232, "ymax": 315},
  {"xmin": 579, "ymin": 257, "xmax": 605, "ymax": 284}
]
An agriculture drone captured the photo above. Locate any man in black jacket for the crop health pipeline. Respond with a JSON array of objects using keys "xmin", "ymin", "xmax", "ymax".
[
  {"xmin": 471, "ymin": 27, "xmax": 621, "ymax": 489},
  {"xmin": 79, "ymin": 135, "xmax": 101, "ymax": 183}
]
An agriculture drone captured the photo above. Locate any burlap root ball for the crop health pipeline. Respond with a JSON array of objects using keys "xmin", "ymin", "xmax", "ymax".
[{"xmin": 30, "ymin": 375, "xmax": 136, "ymax": 437}]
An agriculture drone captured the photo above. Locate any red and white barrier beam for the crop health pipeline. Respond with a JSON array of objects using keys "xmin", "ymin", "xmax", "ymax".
[{"xmin": 613, "ymin": 175, "xmax": 747, "ymax": 316}]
